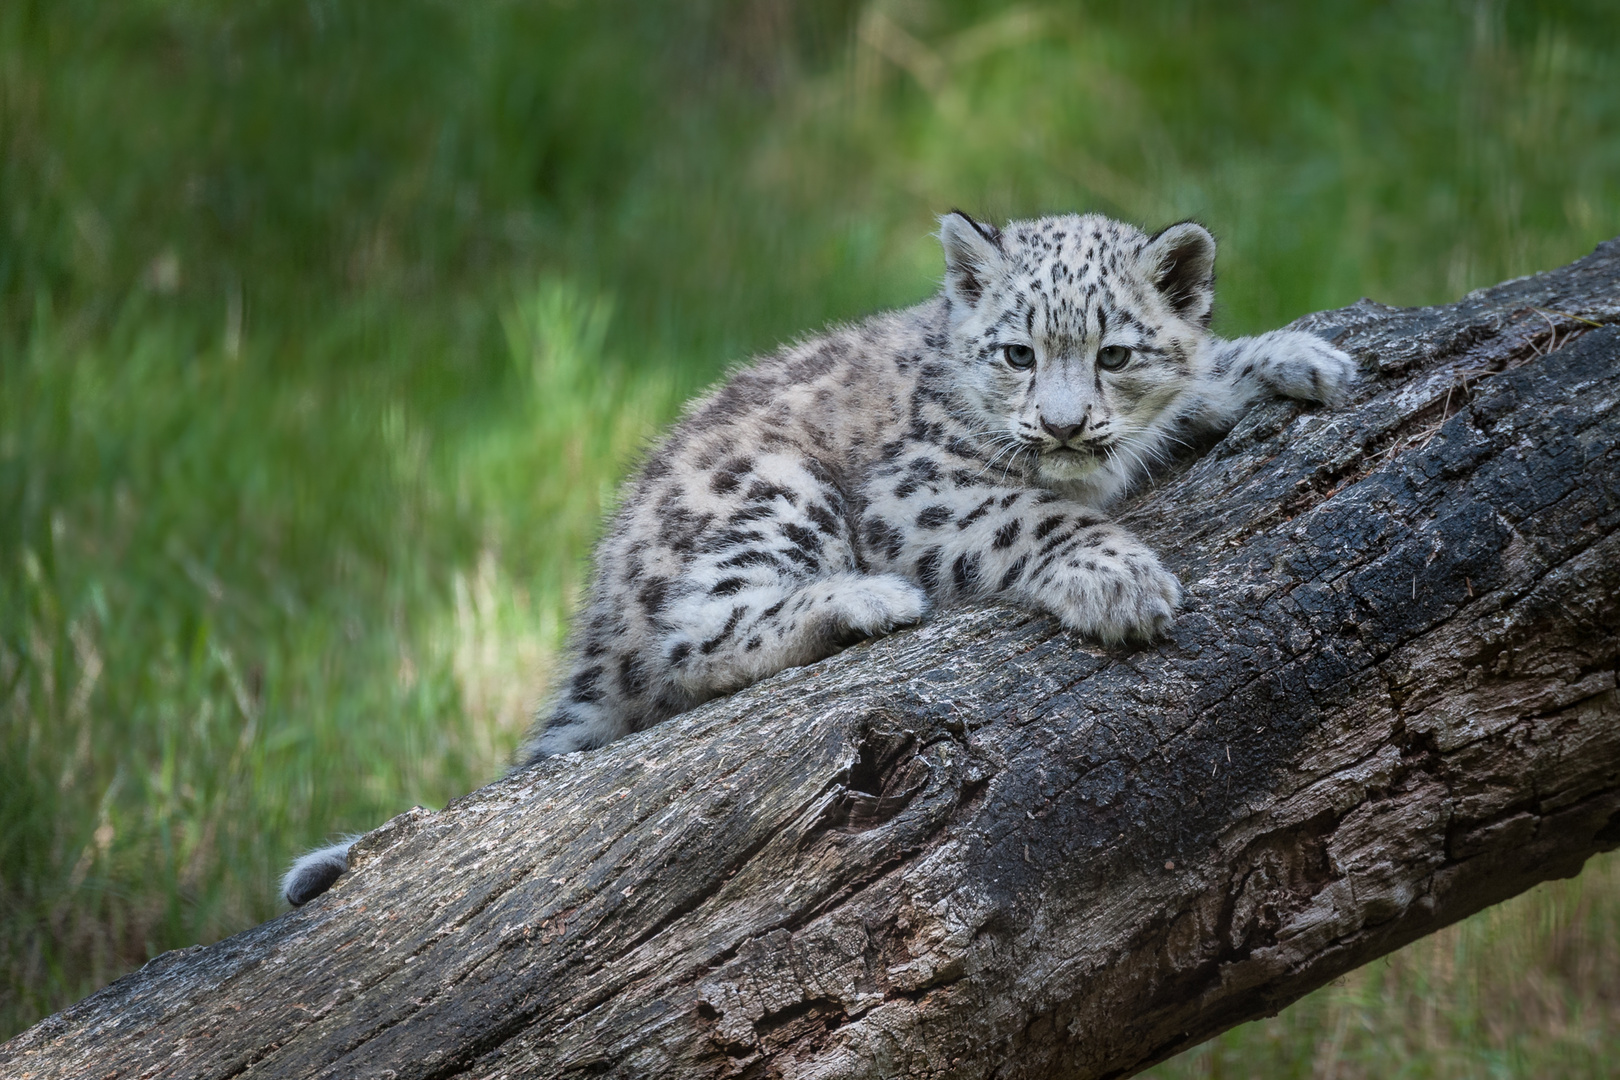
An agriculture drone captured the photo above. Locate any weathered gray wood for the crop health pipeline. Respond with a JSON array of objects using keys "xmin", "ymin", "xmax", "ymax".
[{"xmin": 6, "ymin": 244, "xmax": 1620, "ymax": 1080}]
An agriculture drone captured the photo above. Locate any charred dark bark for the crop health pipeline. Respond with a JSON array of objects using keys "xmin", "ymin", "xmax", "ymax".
[{"xmin": 6, "ymin": 243, "xmax": 1620, "ymax": 1080}]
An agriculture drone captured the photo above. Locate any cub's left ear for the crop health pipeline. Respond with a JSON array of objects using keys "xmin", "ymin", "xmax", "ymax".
[
  {"xmin": 938, "ymin": 210, "xmax": 1006, "ymax": 308},
  {"xmin": 1144, "ymin": 221, "xmax": 1217, "ymax": 325}
]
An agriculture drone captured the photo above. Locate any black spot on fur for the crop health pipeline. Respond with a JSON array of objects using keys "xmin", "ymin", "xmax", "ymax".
[
  {"xmin": 638, "ymin": 578, "xmax": 670, "ymax": 615},
  {"xmin": 711, "ymin": 576, "xmax": 747, "ymax": 597},
  {"xmin": 703, "ymin": 528, "xmax": 766, "ymax": 553},
  {"xmin": 700, "ymin": 606, "xmax": 746, "ymax": 654},
  {"xmin": 993, "ymin": 519, "xmax": 1022, "ymax": 549},
  {"xmin": 862, "ymin": 518, "xmax": 906, "ymax": 561},
  {"xmin": 916, "ymin": 547, "xmax": 944, "ymax": 591},
  {"xmin": 1032, "ymin": 537, "xmax": 1084, "ymax": 579},
  {"xmin": 568, "ymin": 665, "xmax": 604, "ymax": 704},
  {"xmin": 950, "ymin": 469, "xmax": 989, "ymax": 488},
  {"xmin": 915, "ymin": 505, "xmax": 952, "ymax": 529},
  {"xmin": 1040, "ymin": 529, "xmax": 1080, "ymax": 557},
  {"xmin": 806, "ymin": 502, "xmax": 840, "ymax": 536},
  {"xmin": 998, "ymin": 553, "xmax": 1029, "ymax": 592},
  {"xmin": 710, "ymin": 465, "xmax": 745, "ymax": 495},
  {"xmin": 717, "ymin": 548, "xmax": 781, "ymax": 571},
  {"xmin": 727, "ymin": 503, "xmax": 776, "ymax": 525},
  {"xmin": 746, "ymin": 481, "xmax": 798, "ymax": 505},
  {"xmin": 785, "ymin": 343, "xmax": 839, "ymax": 382},
  {"xmin": 956, "ymin": 497, "xmax": 995, "ymax": 529},
  {"xmin": 663, "ymin": 506, "xmax": 715, "ymax": 554},
  {"xmin": 906, "ymin": 417, "xmax": 945, "ymax": 443},
  {"xmin": 1034, "ymin": 515, "xmax": 1067, "ymax": 540},
  {"xmin": 908, "ymin": 456, "xmax": 941, "ymax": 482},
  {"xmin": 781, "ymin": 522, "xmax": 823, "ymax": 554},
  {"xmin": 952, "ymin": 553, "xmax": 981, "ymax": 593},
  {"xmin": 617, "ymin": 654, "xmax": 647, "ymax": 697},
  {"xmin": 781, "ymin": 545, "xmax": 819, "ymax": 570}
]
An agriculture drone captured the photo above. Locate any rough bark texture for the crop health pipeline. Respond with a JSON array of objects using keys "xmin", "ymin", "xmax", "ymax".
[{"xmin": 7, "ymin": 244, "xmax": 1620, "ymax": 1080}]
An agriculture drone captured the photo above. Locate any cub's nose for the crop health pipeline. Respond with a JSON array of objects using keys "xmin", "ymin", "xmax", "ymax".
[{"xmin": 1040, "ymin": 418, "xmax": 1084, "ymax": 445}]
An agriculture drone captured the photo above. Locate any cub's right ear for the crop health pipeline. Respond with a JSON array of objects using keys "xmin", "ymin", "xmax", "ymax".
[{"xmin": 938, "ymin": 210, "xmax": 1006, "ymax": 307}]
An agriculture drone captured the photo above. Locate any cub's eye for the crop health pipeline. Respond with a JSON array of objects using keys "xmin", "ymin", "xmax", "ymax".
[
  {"xmin": 1003, "ymin": 344, "xmax": 1036, "ymax": 370},
  {"xmin": 1097, "ymin": 345, "xmax": 1132, "ymax": 371}
]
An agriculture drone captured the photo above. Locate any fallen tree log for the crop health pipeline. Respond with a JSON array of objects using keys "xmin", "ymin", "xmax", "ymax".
[{"xmin": 6, "ymin": 243, "xmax": 1620, "ymax": 1080}]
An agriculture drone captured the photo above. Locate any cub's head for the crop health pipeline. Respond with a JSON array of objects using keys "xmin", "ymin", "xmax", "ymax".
[{"xmin": 938, "ymin": 210, "xmax": 1216, "ymax": 504}]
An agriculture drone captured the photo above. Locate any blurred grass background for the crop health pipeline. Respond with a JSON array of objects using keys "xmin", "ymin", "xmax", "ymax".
[{"xmin": 1, "ymin": 0, "xmax": 1617, "ymax": 1070}]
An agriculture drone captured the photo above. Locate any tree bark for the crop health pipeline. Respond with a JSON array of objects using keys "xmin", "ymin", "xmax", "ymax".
[{"xmin": 7, "ymin": 243, "xmax": 1620, "ymax": 1080}]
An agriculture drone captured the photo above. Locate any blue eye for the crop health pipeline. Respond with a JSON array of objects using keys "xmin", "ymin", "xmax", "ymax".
[
  {"xmin": 1097, "ymin": 345, "xmax": 1131, "ymax": 371},
  {"xmin": 1003, "ymin": 344, "xmax": 1035, "ymax": 369}
]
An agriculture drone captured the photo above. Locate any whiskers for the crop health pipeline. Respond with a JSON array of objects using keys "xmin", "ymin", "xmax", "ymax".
[
  {"xmin": 1105, "ymin": 439, "xmax": 1153, "ymax": 483},
  {"xmin": 1148, "ymin": 426, "xmax": 1200, "ymax": 456},
  {"xmin": 966, "ymin": 425, "xmax": 1037, "ymax": 480},
  {"xmin": 1102, "ymin": 421, "xmax": 1195, "ymax": 486}
]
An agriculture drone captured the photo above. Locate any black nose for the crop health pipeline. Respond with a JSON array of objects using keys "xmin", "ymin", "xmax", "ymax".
[{"xmin": 1041, "ymin": 419, "xmax": 1084, "ymax": 445}]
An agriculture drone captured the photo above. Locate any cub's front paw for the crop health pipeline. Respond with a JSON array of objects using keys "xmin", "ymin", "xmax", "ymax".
[
  {"xmin": 1035, "ymin": 532, "xmax": 1180, "ymax": 644},
  {"xmin": 1260, "ymin": 330, "xmax": 1357, "ymax": 406}
]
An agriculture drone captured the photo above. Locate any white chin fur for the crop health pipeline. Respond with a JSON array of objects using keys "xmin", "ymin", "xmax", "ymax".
[
  {"xmin": 1035, "ymin": 450, "xmax": 1131, "ymax": 506},
  {"xmin": 1036, "ymin": 449, "xmax": 1104, "ymax": 483}
]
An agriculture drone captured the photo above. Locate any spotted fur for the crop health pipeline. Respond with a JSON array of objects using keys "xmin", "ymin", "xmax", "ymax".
[{"xmin": 519, "ymin": 211, "xmax": 1354, "ymax": 761}]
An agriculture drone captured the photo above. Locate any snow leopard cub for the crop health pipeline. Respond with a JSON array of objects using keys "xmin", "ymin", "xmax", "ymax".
[
  {"xmin": 280, "ymin": 211, "xmax": 1352, "ymax": 905},
  {"xmin": 527, "ymin": 211, "xmax": 1353, "ymax": 758}
]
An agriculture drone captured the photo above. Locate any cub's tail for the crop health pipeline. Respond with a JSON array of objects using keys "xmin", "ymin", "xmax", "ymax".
[{"xmin": 280, "ymin": 837, "xmax": 359, "ymax": 906}]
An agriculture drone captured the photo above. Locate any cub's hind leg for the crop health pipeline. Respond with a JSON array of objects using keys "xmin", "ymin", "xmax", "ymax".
[
  {"xmin": 662, "ymin": 570, "xmax": 928, "ymax": 699},
  {"xmin": 529, "ymin": 450, "xmax": 927, "ymax": 760},
  {"xmin": 657, "ymin": 455, "xmax": 929, "ymax": 698},
  {"xmin": 531, "ymin": 568, "xmax": 926, "ymax": 762}
]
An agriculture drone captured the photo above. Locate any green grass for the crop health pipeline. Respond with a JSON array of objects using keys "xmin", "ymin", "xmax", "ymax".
[{"xmin": 2, "ymin": 0, "xmax": 1618, "ymax": 1067}]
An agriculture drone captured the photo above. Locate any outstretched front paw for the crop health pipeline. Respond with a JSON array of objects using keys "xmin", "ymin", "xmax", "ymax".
[
  {"xmin": 1259, "ymin": 330, "xmax": 1357, "ymax": 406},
  {"xmin": 1036, "ymin": 531, "xmax": 1180, "ymax": 644}
]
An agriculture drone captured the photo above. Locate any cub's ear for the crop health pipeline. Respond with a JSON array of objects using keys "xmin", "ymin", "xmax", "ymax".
[
  {"xmin": 1144, "ymin": 221, "xmax": 1217, "ymax": 325},
  {"xmin": 938, "ymin": 210, "xmax": 1006, "ymax": 307}
]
